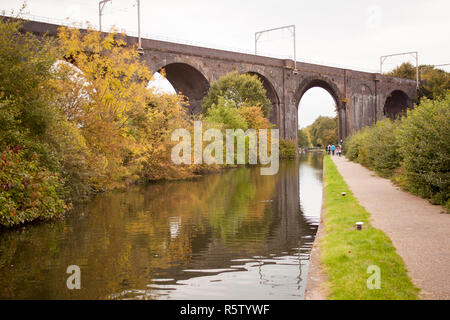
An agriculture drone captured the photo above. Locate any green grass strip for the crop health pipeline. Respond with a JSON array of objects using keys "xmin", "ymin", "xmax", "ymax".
[{"xmin": 321, "ymin": 155, "xmax": 419, "ymax": 300}]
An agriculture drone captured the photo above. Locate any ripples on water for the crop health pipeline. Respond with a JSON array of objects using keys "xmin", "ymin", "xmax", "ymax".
[{"xmin": 0, "ymin": 153, "xmax": 323, "ymax": 300}]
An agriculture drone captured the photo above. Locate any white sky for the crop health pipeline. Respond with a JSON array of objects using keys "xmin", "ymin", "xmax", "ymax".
[{"xmin": 2, "ymin": 0, "xmax": 449, "ymax": 128}]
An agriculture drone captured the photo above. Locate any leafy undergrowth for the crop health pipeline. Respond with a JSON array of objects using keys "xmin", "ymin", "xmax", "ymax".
[{"xmin": 320, "ymin": 155, "xmax": 419, "ymax": 300}]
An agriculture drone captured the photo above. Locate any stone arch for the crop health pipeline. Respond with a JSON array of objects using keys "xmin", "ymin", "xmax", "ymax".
[
  {"xmin": 384, "ymin": 89, "xmax": 410, "ymax": 120},
  {"xmin": 295, "ymin": 76, "xmax": 344, "ymax": 141},
  {"xmin": 245, "ymin": 71, "xmax": 281, "ymax": 125},
  {"xmin": 158, "ymin": 63, "xmax": 210, "ymax": 115},
  {"xmin": 295, "ymin": 76, "xmax": 342, "ymax": 109}
]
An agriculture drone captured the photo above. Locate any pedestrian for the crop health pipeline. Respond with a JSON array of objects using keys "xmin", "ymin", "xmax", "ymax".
[
  {"xmin": 337, "ymin": 145, "xmax": 342, "ymax": 157},
  {"xmin": 326, "ymin": 144, "xmax": 331, "ymax": 155},
  {"xmin": 331, "ymin": 144, "xmax": 335, "ymax": 156}
]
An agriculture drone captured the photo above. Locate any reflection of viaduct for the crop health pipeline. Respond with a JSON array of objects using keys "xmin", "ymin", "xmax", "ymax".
[{"xmin": 19, "ymin": 18, "xmax": 417, "ymax": 141}]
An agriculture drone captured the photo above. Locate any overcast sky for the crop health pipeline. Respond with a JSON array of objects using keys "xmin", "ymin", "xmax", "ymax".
[{"xmin": 2, "ymin": 0, "xmax": 449, "ymax": 128}]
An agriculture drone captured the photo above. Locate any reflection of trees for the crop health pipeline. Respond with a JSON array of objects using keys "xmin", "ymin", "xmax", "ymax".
[{"xmin": 0, "ymin": 156, "xmax": 322, "ymax": 299}]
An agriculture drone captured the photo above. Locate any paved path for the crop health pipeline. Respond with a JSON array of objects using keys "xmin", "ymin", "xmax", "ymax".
[{"xmin": 331, "ymin": 156, "xmax": 450, "ymax": 300}]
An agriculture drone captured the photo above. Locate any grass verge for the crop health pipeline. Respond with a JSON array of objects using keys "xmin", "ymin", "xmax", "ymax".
[{"xmin": 320, "ymin": 155, "xmax": 419, "ymax": 299}]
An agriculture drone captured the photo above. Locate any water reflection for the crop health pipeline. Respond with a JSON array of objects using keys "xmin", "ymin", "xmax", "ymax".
[{"xmin": 0, "ymin": 153, "xmax": 323, "ymax": 300}]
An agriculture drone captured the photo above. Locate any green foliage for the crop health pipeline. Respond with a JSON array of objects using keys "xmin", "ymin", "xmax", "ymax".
[
  {"xmin": 386, "ymin": 62, "xmax": 417, "ymax": 80},
  {"xmin": 298, "ymin": 129, "xmax": 310, "ymax": 148},
  {"xmin": 0, "ymin": 147, "xmax": 66, "ymax": 227},
  {"xmin": 204, "ymin": 96, "xmax": 248, "ymax": 130},
  {"xmin": 202, "ymin": 72, "xmax": 272, "ymax": 117},
  {"xmin": 0, "ymin": 16, "xmax": 60, "ymax": 168},
  {"xmin": 321, "ymin": 156, "xmax": 419, "ymax": 299},
  {"xmin": 306, "ymin": 116, "xmax": 338, "ymax": 147},
  {"xmin": 395, "ymin": 94, "xmax": 450, "ymax": 208},
  {"xmin": 279, "ymin": 139, "xmax": 297, "ymax": 159},
  {"xmin": 387, "ymin": 62, "xmax": 450, "ymax": 100},
  {"xmin": 343, "ymin": 128, "xmax": 367, "ymax": 161},
  {"xmin": 344, "ymin": 119, "xmax": 401, "ymax": 177}
]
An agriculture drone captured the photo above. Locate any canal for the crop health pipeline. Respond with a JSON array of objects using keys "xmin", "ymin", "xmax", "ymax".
[{"xmin": 0, "ymin": 153, "xmax": 323, "ymax": 299}]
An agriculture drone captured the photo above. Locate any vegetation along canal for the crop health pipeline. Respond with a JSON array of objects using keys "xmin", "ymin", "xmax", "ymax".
[{"xmin": 0, "ymin": 153, "xmax": 324, "ymax": 299}]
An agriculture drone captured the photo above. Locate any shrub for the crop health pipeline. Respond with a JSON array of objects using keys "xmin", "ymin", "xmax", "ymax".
[
  {"xmin": 344, "ymin": 119, "xmax": 401, "ymax": 177},
  {"xmin": 280, "ymin": 139, "xmax": 297, "ymax": 159},
  {"xmin": 0, "ymin": 147, "xmax": 66, "ymax": 227},
  {"xmin": 344, "ymin": 128, "xmax": 368, "ymax": 161},
  {"xmin": 396, "ymin": 94, "xmax": 450, "ymax": 208}
]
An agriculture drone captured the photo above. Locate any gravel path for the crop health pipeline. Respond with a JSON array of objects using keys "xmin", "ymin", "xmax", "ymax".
[{"xmin": 331, "ymin": 156, "xmax": 450, "ymax": 299}]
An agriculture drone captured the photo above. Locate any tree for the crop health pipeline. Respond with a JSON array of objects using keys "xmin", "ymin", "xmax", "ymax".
[
  {"xmin": 307, "ymin": 116, "xmax": 338, "ymax": 147},
  {"xmin": 202, "ymin": 72, "xmax": 272, "ymax": 117},
  {"xmin": 204, "ymin": 97, "xmax": 248, "ymax": 130},
  {"xmin": 298, "ymin": 129, "xmax": 310, "ymax": 148},
  {"xmin": 386, "ymin": 62, "xmax": 417, "ymax": 79},
  {"xmin": 56, "ymin": 25, "xmax": 152, "ymax": 190},
  {"xmin": 0, "ymin": 16, "xmax": 59, "ymax": 158}
]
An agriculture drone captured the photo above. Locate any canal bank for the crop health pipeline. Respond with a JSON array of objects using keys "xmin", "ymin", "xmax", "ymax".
[
  {"xmin": 304, "ymin": 166, "xmax": 329, "ymax": 300},
  {"xmin": 305, "ymin": 155, "xmax": 419, "ymax": 300}
]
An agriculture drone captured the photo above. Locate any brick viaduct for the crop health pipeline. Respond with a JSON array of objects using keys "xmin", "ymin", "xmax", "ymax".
[{"xmin": 18, "ymin": 18, "xmax": 418, "ymax": 142}]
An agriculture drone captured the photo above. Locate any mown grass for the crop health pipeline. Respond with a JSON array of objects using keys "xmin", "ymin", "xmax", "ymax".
[{"xmin": 320, "ymin": 155, "xmax": 419, "ymax": 300}]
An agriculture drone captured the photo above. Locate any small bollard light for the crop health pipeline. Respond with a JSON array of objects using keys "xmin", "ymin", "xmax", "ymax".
[
  {"xmin": 356, "ymin": 222, "xmax": 364, "ymax": 230},
  {"xmin": 342, "ymin": 192, "xmax": 346, "ymax": 196}
]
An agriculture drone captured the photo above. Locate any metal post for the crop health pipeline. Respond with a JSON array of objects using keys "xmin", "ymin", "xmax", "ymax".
[
  {"xmin": 416, "ymin": 53, "xmax": 419, "ymax": 89},
  {"xmin": 254, "ymin": 25, "xmax": 297, "ymax": 72},
  {"xmin": 98, "ymin": 0, "xmax": 112, "ymax": 32},
  {"xmin": 99, "ymin": 2, "xmax": 101, "ymax": 32},
  {"xmin": 293, "ymin": 25, "xmax": 297, "ymax": 72},
  {"xmin": 380, "ymin": 51, "xmax": 419, "ymax": 89},
  {"xmin": 137, "ymin": 0, "xmax": 144, "ymax": 54}
]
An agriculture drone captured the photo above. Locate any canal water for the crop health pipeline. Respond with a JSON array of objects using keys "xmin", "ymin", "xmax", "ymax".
[{"xmin": 0, "ymin": 153, "xmax": 323, "ymax": 300}]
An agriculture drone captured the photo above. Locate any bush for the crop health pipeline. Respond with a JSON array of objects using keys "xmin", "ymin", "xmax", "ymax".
[
  {"xmin": 396, "ymin": 94, "xmax": 450, "ymax": 208},
  {"xmin": 344, "ymin": 119, "xmax": 401, "ymax": 177},
  {"xmin": 280, "ymin": 139, "xmax": 297, "ymax": 159},
  {"xmin": 0, "ymin": 147, "xmax": 66, "ymax": 227},
  {"xmin": 344, "ymin": 128, "xmax": 368, "ymax": 161}
]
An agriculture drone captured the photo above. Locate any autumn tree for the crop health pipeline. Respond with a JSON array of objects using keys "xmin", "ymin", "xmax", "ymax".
[
  {"xmin": 298, "ymin": 129, "xmax": 310, "ymax": 148},
  {"xmin": 202, "ymin": 72, "xmax": 272, "ymax": 117},
  {"xmin": 307, "ymin": 116, "xmax": 338, "ymax": 147},
  {"xmin": 55, "ymin": 25, "xmax": 153, "ymax": 190}
]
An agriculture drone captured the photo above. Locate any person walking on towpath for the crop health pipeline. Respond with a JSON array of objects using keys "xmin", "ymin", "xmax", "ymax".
[
  {"xmin": 337, "ymin": 144, "xmax": 342, "ymax": 157},
  {"xmin": 326, "ymin": 144, "xmax": 331, "ymax": 155},
  {"xmin": 331, "ymin": 144, "xmax": 335, "ymax": 156}
]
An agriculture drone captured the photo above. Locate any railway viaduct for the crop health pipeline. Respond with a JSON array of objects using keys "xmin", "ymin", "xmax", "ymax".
[{"xmin": 17, "ymin": 18, "xmax": 418, "ymax": 141}]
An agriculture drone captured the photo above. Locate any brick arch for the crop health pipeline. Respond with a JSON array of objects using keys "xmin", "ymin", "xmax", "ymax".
[
  {"xmin": 294, "ymin": 76, "xmax": 343, "ymax": 109},
  {"xmin": 157, "ymin": 62, "xmax": 210, "ymax": 115},
  {"xmin": 383, "ymin": 89, "xmax": 411, "ymax": 120},
  {"xmin": 244, "ymin": 71, "xmax": 281, "ymax": 125},
  {"xmin": 295, "ymin": 76, "xmax": 345, "ymax": 141}
]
